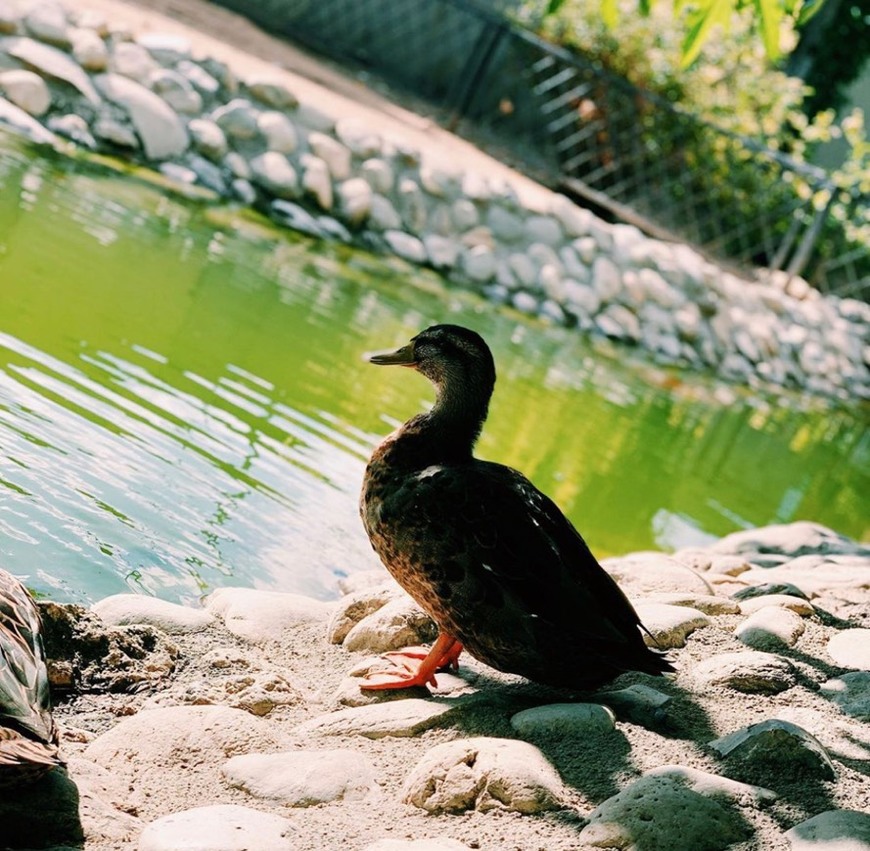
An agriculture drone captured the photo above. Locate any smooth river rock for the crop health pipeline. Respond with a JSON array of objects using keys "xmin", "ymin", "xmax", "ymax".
[
  {"xmin": 222, "ymin": 749, "xmax": 378, "ymax": 805},
  {"xmin": 6, "ymin": 36, "xmax": 100, "ymax": 104},
  {"xmin": 205, "ymin": 587, "xmax": 334, "ymax": 641},
  {"xmin": 634, "ymin": 602, "xmax": 710, "ymax": 648},
  {"xmin": 692, "ymin": 650, "xmax": 797, "ymax": 693},
  {"xmin": 91, "ymin": 593, "xmax": 213, "ymax": 633},
  {"xmin": 139, "ymin": 804, "xmax": 295, "ymax": 851},
  {"xmin": 94, "ymin": 73, "xmax": 188, "ymax": 159},
  {"xmin": 826, "ymin": 629, "xmax": 870, "ymax": 670},
  {"xmin": 510, "ymin": 702, "xmax": 616, "ymax": 736},
  {"xmin": 602, "ymin": 552, "xmax": 713, "ymax": 596},
  {"xmin": 820, "ymin": 671, "xmax": 870, "ymax": 720},
  {"xmin": 735, "ymin": 606, "xmax": 806, "ymax": 650},
  {"xmin": 785, "ymin": 809, "xmax": 870, "ymax": 850},
  {"xmin": 294, "ymin": 698, "xmax": 455, "ymax": 739},
  {"xmin": 404, "ymin": 737, "xmax": 566, "ymax": 814}
]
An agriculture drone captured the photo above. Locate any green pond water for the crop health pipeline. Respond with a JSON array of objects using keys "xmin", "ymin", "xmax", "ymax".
[{"xmin": 0, "ymin": 131, "xmax": 868, "ymax": 605}]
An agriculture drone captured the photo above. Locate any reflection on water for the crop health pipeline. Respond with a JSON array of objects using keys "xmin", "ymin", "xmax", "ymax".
[{"xmin": 1, "ymin": 131, "xmax": 868, "ymax": 604}]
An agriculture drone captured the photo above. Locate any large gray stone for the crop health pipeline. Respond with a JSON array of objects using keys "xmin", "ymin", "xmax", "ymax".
[
  {"xmin": 222, "ymin": 749, "xmax": 378, "ymax": 805},
  {"xmin": 709, "ymin": 719, "xmax": 836, "ymax": 781},
  {"xmin": 735, "ymin": 606, "xmax": 806, "ymax": 650},
  {"xmin": 510, "ymin": 702, "xmax": 616, "ymax": 736},
  {"xmin": 294, "ymin": 699, "xmax": 454, "ymax": 739},
  {"xmin": 0, "ymin": 68, "xmax": 49, "ymax": 115},
  {"xmin": 710, "ymin": 522, "xmax": 868, "ymax": 558},
  {"xmin": 139, "ymin": 804, "xmax": 294, "ymax": 851},
  {"xmin": 602, "ymin": 553, "xmax": 712, "ymax": 596},
  {"xmin": 94, "ymin": 73, "xmax": 187, "ymax": 159},
  {"xmin": 249, "ymin": 151, "xmax": 299, "ymax": 198},
  {"xmin": 634, "ymin": 603, "xmax": 710, "ymax": 649},
  {"xmin": 785, "ymin": 809, "xmax": 870, "ymax": 850},
  {"xmin": 692, "ymin": 651, "xmax": 797, "ymax": 694},
  {"xmin": 827, "ymin": 629, "xmax": 870, "ymax": 670},
  {"xmin": 205, "ymin": 587, "xmax": 333, "ymax": 641},
  {"xmin": 404, "ymin": 737, "xmax": 566, "ymax": 814},
  {"xmin": 579, "ymin": 774, "xmax": 751, "ymax": 850}
]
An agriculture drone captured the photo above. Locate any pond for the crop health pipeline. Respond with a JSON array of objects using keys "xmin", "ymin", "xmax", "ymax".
[{"xmin": 1, "ymin": 130, "xmax": 868, "ymax": 605}]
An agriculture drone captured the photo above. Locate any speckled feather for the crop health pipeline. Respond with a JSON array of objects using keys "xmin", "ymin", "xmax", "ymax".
[
  {"xmin": 361, "ymin": 325, "xmax": 673, "ymax": 690},
  {"xmin": 0, "ymin": 568, "xmax": 61, "ymax": 786}
]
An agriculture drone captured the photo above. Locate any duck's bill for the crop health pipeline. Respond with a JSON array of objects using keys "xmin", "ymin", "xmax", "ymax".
[{"xmin": 366, "ymin": 343, "xmax": 417, "ymax": 366}]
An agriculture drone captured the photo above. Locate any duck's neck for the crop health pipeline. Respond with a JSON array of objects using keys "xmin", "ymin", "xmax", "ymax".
[{"xmin": 381, "ymin": 375, "xmax": 492, "ymax": 468}]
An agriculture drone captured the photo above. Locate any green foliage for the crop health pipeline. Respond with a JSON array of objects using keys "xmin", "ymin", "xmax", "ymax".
[{"xmin": 513, "ymin": 0, "xmax": 868, "ymax": 288}]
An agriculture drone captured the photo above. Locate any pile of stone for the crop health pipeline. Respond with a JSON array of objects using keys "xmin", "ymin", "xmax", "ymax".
[
  {"xmin": 3, "ymin": 520, "xmax": 869, "ymax": 850},
  {"xmin": 1, "ymin": 0, "xmax": 868, "ymax": 400}
]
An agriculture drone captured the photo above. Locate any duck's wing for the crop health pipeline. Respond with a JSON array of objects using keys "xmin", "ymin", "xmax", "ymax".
[
  {"xmin": 0, "ymin": 570, "xmax": 57, "ymax": 747},
  {"xmin": 404, "ymin": 461, "xmax": 669, "ymax": 675}
]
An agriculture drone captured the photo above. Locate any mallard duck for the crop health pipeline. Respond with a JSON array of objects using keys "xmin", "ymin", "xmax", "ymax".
[
  {"xmin": 359, "ymin": 324, "xmax": 673, "ymax": 691},
  {"xmin": 0, "ymin": 568, "xmax": 62, "ymax": 787}
]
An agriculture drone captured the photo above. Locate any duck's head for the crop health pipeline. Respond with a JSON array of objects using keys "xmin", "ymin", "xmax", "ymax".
[{"xmin": 368, "ymin": 325, "xmax": 496, "ymax": 397}]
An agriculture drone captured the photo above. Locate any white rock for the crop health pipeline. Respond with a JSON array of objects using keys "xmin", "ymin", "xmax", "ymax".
[
  {"xmin": 0, "ymin": 69, "xmax": 49, "ymax": 115},
  {"xmin": 249, "ymin": 151, "xmax": 299, "ymax": 199},
  {"xmin": 820, "ymin": 671, "xmax": 870, "ymax": 720},
  {"xmin": 692, "ymin": 650, "xmax": 797, "ymax": 693},
  {"xmin": 602, "ymin": 552, "xmax": 712, "ymax": 596},
  {"xmin": 398, "ymin": 178, "xmax": 427, "ymax": 230},
  {"xmin": 384, "ymin": 230, "xmax": 427, "ymax": 264},
  {"xmin": 86, "ymin": 706, "xmax": 288, "ymax": 777},
  {"xmin": 205, "ymin": 587, "xmax": 333, "ymax": 641},
  {"xmin": 257, "ymin": 110, "xmax": 298, "ymax": 153},
  {"xmin": 69, "ymin": 26, "xmax": 107, "ymax": 70},
  {"xmin": 785, "ymin": 809, "xmax": 870, "ymax": 850},
  {"xmin": 337, "ymin": 569, "xmax": 395, "ymax": 596},
  {"xmin": 148, "ymin": 68, "xmax": 201, "ymax": 114},
  {"xmin": 550, "ymin": 194, "xmax": 592, "ymax": 237},
  {"xmin": 222, "ymin": 749, "xmax": 378, "ymax": 805},
  {"xmin": 738, "ymin": 594, "xmax": 815, "ymax": 615},
  {"xmin": 735, "ymin": 606, "xmax": 805, "ymax": 650},
  {"xmin": 24, "ymin": 2, "xmax": 68, "ymax": 44},
  {"xmin": 139, "ymin": 804, "xmax": 294, "ymax": 851},
  {"xmin": 91, "ymin": 594, "xmax": 213, "ymax": 633},
  {"xmin": 827, "ymin": 629, "xmax": 870, "ymax": 670},
  {"xmin": 462, "ymin": 244, "xmax": 496, "ymax": 282},
  {"xmin": 596, "ymin": 304, "xmax": 640, "ymax": 341},
  {"xmin": 294, "ymin": 699, "xmax": 453, "ymax": 739},
  {"xmin": 93, "ymin": 114, "xmax": 137, "ymax": 148},
  {"xmin": 774, "ymin": 706, "xmax": 870, "ymax": 762},
  {"xmin": 451, "ymin": 198, "xmax": 479, "ymax": 231},
  {"xmin": 94, "ymin": 73, "xmax": 187, "ymax": 160},
  {"xmin": 7, "ymin": 36, "xmax": 100, "ymax": 104},
  {"xmin": 363, "ymin": 840, "xmax": 474, "ymax": 851},
  {"xmin": 309, "ymin": 132, "xmax": 351, "ymax": 180},
  {"xmin": 634, "ymin": 603, "xmax": 709, "ymax": 649},
  {"xmin": 47, "ymin": 112, "xmax": 95, "ymax": 147},
  {"xmin": 595, "ymin": 684, "xmax": 672, "ymax": 725},
  {"xmin": 338, "ymin": 177, "xmax": 373, "ymax": 225},
  {"xmin": 424, "ymin": 234, "xmax": 459, "ymax": 270},
  {"xmin": 579, "ymin": 774, "xmax": 751, "ymax": 849},
  {"xmin": 343, "ymin": 595, "xmax": 437, "ymax": 653},
  {"xmin": 301, "ymin": 153, "xmax": 333, "ymax": 209},
  {"xmin": 710, "ymin": 521, "xmax": 867, "ymax": 558},
  {"xmin": 178, "ymin": 59, "xmax": 220, "ymax": 95},
  {"xmin": 247, "ymin": 78, "xmax": 297, "ymax": 109},
  {"xmin": 335, "ymin": 117, "xmax": 381, "ymax": 157},
  {"xmin": 360, "ymin": 157, "xmax": 393, "ymax": 194},
  {"xmin": 109, "ymin": 41, "xmax": 158, "ymax": 79},
  {"xmin": 327, "ymin": 583, "xmax": 400, "ymax": 644},
  {"xmin": 510, "ymin": 702, "xmax": 616, "ymax": 736},
  {"xmin": 404, "ymin": 737, "xmax": 566, "ymax": 814},
  {"xmin": 188, "ymin": 117, "xmax": 227, "ymax": 160},
  {"xmin": 709, "ymin": 719, "xmax": 836, "ymax": 780},
  {"xmin": 642, "ymin": 592, "xmax": 739, "ymax": 615},
  {"xmin": 0, "ymin": 4, "xmax": 20, "ymax": 34}
]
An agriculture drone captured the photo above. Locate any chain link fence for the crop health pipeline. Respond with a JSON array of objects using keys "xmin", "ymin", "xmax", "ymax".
[{"xmin": 211, "ymin": 0, "xmax": 869, "ymax": 299}]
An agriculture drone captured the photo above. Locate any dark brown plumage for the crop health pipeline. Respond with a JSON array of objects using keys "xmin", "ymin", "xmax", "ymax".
[
  {"xmin": 360, "ymin": 324, "xmax": 673, "ymax": 690},
  {"xmin": 0, "ymin": 568, "xmax": 62, "ymax": 787}
]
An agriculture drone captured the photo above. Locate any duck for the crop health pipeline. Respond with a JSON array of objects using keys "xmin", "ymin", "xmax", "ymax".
[
  {"xmin": 359, "ymin": 324, "xmax": 673, "ymax": 691},
  {"xmin": 0, "ymin": 568, "xmax": 62, "ymax": 788}
]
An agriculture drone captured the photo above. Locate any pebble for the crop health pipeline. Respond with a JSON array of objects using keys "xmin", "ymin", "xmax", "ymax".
[
  {"xmin": 0, "ymin": 68, "xmax": 50, "ymax": 115},
  {"xmin": 222, "ymin": 749, "xmax": 378, "ymax": 805},
  {"xmin": 91, "ymin": 593, "xmax": 213, "ymax": 633},
  {"xmin": 294, "ymin": 698, "xmax": 455, "ymax": 739},
  {"xmin": 634, "ymin": 602, "xmax": 710, "ymax": 648},
  {"xmin": 204, "ymin": 587, "xmax": 334, "ymax": 641},
  {"xmin": 594, "ymin": 683, "xmax": 673, "ymax": 726},
  {"xmin": 709, "ymin": 718, "xmax": 836, "ymax": 781},
  {"xmin": 734, "ymin": 594, "xmax": 816, "ymax": 616},
  {"xmin": 579, "ymin": 773, "xmax": 752, "ymax": 850},
  {"xmin": 785, "ymin": 809, "xmax": 870, "ymax": 850},
  {"xmin": 711, "ymin": 521, "xmax": 868, "ymax": 558},
  {"xmin": 309, "ymin": 131, "xmax": 351, "ymax": 180},
  {"xmin": 342, "ymin": 595, "xmax": 437, "ymax": 653},
  {"xmin": 257, "ymin": 109, "xmax": 298, "ymax": 153},
  {"xmin": 247, "ymin": 78, "xmax": 297, "ymax": 109},
  {"xmin": 338, "ymin": 177, "xmax": 373, "ymax": 225},
  {"xmin": 7, "ymin": 36, "xmax": 101, "ymax": 104},
  {"xmin": 510, "ymin": 702, "xmax": 616, "ymax": 736},
  {"xmin": 327, "ymin": 583, "xmax": 401, "ymax": 644},
  {"xmin": 602, "ymin": 552, "xmax": 713, "ymax": 596},
  {"xmin": 187, "ymin": 117, "xmax": 227, "ymax": 160},
  {"xmin": 643, "ymin": 592, "xmax": 740, "ymax": 615},
  {"xmin": 692, "ymin": 650, "xmax": 797, "ymax": 693},
  {"xmin": 735, "ymin": 606, "xmax": 806, "ymax": 650},
  {"xmin": 301, "ymin": 153, "xmax": 333, "ymax": 209},
  {"xmin": 249, "ymin": 151, "xmax": 299, "ymax": 198},
  {"xmin": 211, "ymin": 97, "xmax": 259, "ymax": 140},
  {"xmin": 820, "ymin": 671, "xmax": 870, "ymax": 720},
  {"xmin": 733, "ymin": 583, "xmax": 811, "ymax": 603},
  {"xmin": 404, "ymin": 737, "xmax": 566, "ymax": 814},
  {"xmin": 138, "ymin": 804, "xmax": 295, "ymax": 851},
  {"xmin": 384, "ymin": 230, "xmax": 427, "ymax": 264},
  {"xmin": 826, "ymin": 629, "xmax": 870, "ymax": 669}
]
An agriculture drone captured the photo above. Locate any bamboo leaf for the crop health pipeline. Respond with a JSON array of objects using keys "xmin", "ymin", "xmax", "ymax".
[
  {"xmin": 545, "ymin": 0, "xmax": 567, "ymax": 15},
  {"xmin": 602, "ymin": 0, "xmax": 618, "ymax": 28},
  {"xmin": 797, "ymin": 0, "xmax": 827, "ymax": 25},
  {"xmin": 680, "ymin": 0, "xmax": 731, "ymax": 68},
  {"xmin": 754, "ymin": 0, "xmax": 784, "ymax": 59},
  {"xmin": 639, "ymin": 0, "xmax": 653, "ymax": 16}
]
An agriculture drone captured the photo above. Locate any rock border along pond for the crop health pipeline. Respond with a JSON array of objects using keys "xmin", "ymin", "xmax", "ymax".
[{"xmin": 0, "ymin": 0, "xmax": 868, "ymax": 401}]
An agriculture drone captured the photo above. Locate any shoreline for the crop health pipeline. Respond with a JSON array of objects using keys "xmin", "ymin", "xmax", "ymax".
[
  {"xmin": 3, "ymin": 520, "xmax": 870, "ymax": 849},
  {"xmin": 0, "ymin": 0, "xmax": 868, "ymax": 401}
]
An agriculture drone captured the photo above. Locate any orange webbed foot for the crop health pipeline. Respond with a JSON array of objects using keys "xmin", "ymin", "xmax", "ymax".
[{"xmin": 358, "ymin": 634, "xmax": 463, "ymax": 692}]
